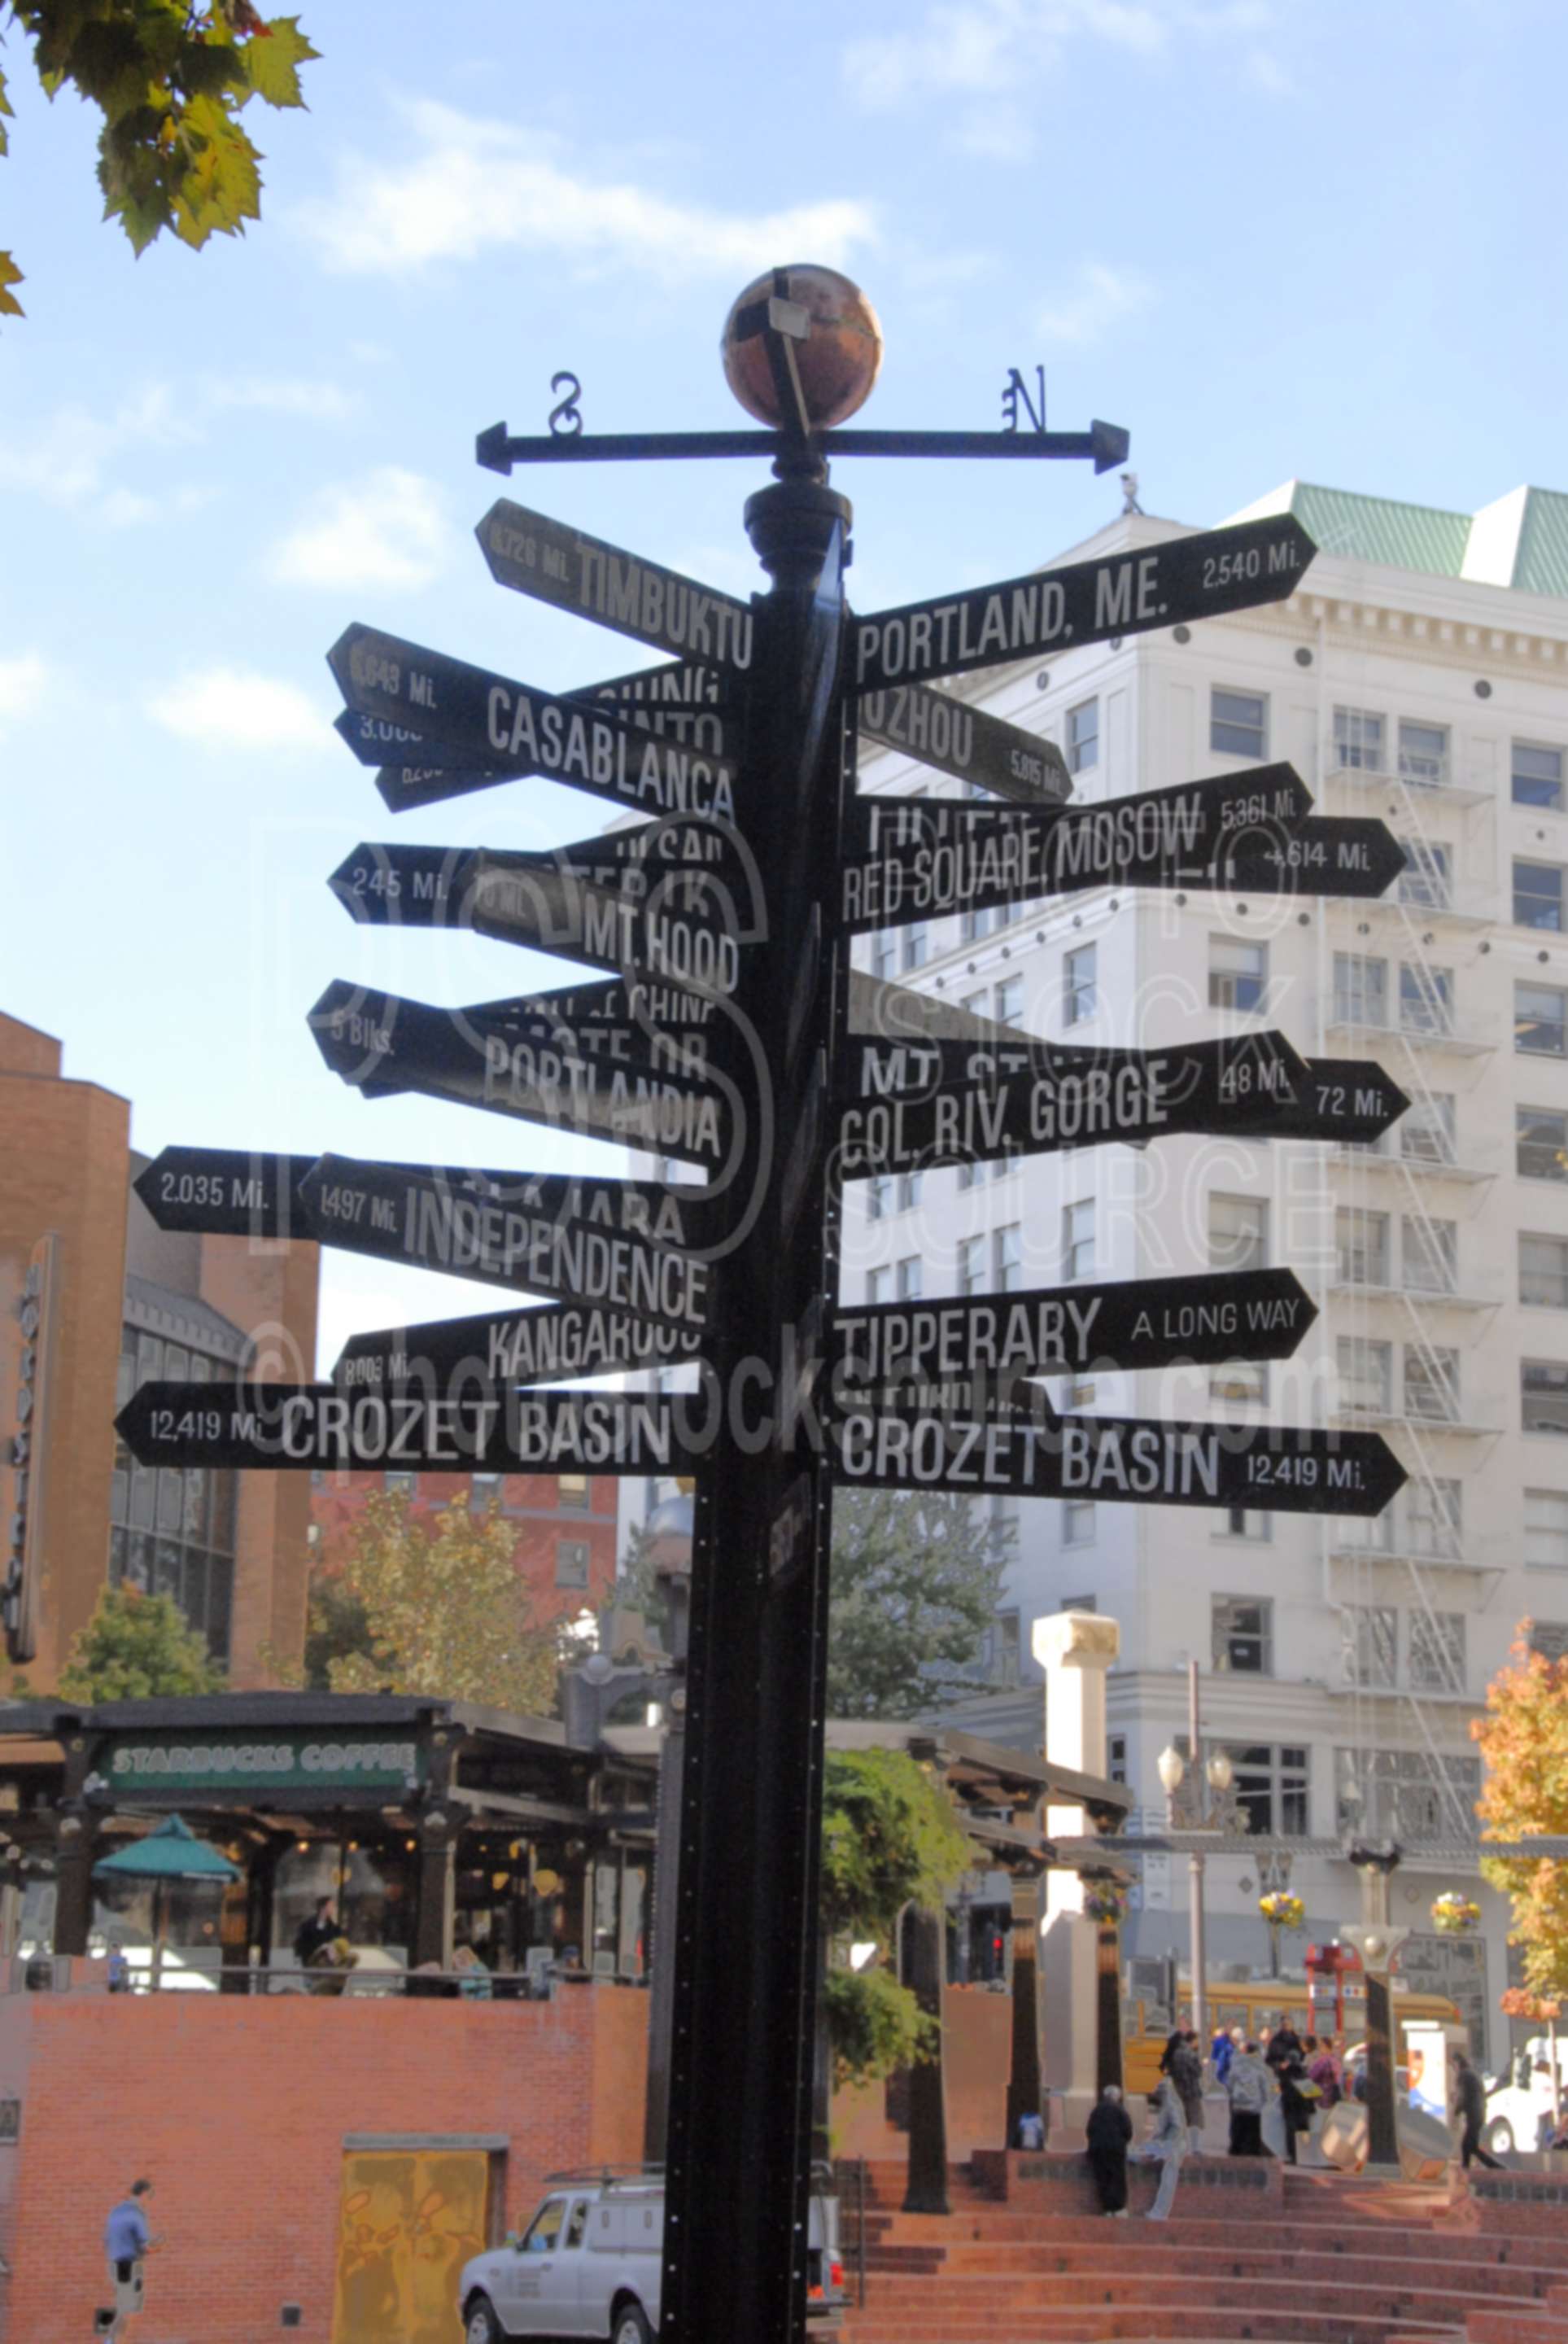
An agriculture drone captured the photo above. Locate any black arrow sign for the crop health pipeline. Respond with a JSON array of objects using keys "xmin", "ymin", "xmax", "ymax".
[
  {"xmin": 327, "ymin": 624, "xmax": 740, "ymax": 827},
  {"xmin": 830, "ymin": 1267, "xmax": 1317, "ymax": 1400},
  {"xmin": 133, "ymin": 1148, "xmax": 318, "ymax": 1240},
  {"xmin": 850, "ymin": 514, "xmax": 1318, "ymax": 693},
  {"xmin": 116, "ymin": 1380, "xmax": 708, "ymax": 1476},
  {"xmin": 835, "ymin": 1031, "xmax": 1310, "ymax": 1176},
  {"xmin": 841, "ymin": 765, "xmax": 1311, "ymax": 930},
  {"xmin": 334, "ymin": 1298, "xmax": 704, "ymax": 1393},
  {"xmin": 308, "ymin": 983, "xmax": 732, "ymax": 1172},
  {"xmin": 1232, "ymin": 1057, "xmax": 1410, "ymax": 1145},
  {"xmin": 299, "ymin": 1153, "xmax": 715, "ymax": 1326},
  {"xmin": 856, "ymin": 685, "xmax": 1071, "ymax": 806},
  {"xmin": 1217, "ymin": 816, "xmax": 1407, "ymax": 900},
  {"xmin": 477, "ymin": 498, "xmax": 758, "ymax": 674},
  {"xmin": 825, "ymin": 1405, "xmax": 1404, "ymax": 1517}
]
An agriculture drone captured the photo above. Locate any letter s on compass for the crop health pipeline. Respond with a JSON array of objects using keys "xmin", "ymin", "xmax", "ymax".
[{"xmin": 548, "ymin": 371, "xmax": 583, "ymax": 437}]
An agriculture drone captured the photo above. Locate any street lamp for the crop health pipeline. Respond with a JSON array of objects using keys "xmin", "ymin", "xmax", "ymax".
[{"xmin": 1158, "ymin": 1665, "xmax": 1232, "ymax": 2058}]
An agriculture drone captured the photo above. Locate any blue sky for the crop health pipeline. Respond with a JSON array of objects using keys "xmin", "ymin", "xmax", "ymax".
[{"xmin": 3, "ymin": 0, "xmax": 1564, "ymax": 1368}]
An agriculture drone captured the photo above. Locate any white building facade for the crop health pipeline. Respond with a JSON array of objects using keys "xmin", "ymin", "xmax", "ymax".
[{"xmin": 843, "ymin": 477, "xmax": 1568, "ymax": 2068}]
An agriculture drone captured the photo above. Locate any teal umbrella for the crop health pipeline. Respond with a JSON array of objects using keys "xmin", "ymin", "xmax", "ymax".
[{"xmin": 94, "ymin": 1814, "xmax": 240, "ymax": 1989}]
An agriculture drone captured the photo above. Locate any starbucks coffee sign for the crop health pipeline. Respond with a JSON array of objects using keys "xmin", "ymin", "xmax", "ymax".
[{"xmin": 103, "ymin": 1732, "xmax": 423, "ymax": 1795}]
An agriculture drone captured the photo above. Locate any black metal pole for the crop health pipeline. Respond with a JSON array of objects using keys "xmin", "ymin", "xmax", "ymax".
[{"xmin": 659, "ymin": 465, "xmax": 852, "ymax": 2344}]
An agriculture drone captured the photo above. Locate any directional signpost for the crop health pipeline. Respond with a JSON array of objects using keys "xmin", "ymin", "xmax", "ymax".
[{"xmin": 119, "ymin": 263, "xmax": 1415, "ymax": 2344}]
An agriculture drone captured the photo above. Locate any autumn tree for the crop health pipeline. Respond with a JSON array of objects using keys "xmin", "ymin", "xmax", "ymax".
[
  {"xmin": 1474, "ymin": 1624, "xmax": 1568, "ymax": 2001},
  {"xmin": 319, "ymin": 1489, "xmax": 560, "ymax": 1716},
  {"xmin": 0, "ymin": 0, "xmax": 319, "ymax": 318},
  {"xmin": 827, "ymin": 1485, "xmax": 1012, "ymax": 1719},
  {"xmin": 58, "ymin": 1584, "xmax": 223, "ymax": 1701},
  {"xmin": 819, "ymin": 1747, "xmax": 971, "ymax": 2085}
]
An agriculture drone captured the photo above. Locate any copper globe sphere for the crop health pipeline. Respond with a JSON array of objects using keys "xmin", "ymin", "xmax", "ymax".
[{"xmin": 721, "ymin": 265, "xmax": 884, "ymax": 433}]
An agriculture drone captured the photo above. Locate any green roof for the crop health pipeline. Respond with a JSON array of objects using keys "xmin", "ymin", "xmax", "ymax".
[
  {"xmin": 1229, "ymin": 479, "xmax": 1568, "ymax": 600},
  {"xmin": 1288, "ymin": 483, "xmax": 1472, "ymax": 579},
  {"xmin": 1512, "ymin": 489, "xmax": 1568, "ymax": 598}
]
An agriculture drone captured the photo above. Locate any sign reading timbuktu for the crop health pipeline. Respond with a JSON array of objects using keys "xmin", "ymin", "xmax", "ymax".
[{"xmin": 117, "ymin": 266, "xmax": 1414, "ymax": 2344}]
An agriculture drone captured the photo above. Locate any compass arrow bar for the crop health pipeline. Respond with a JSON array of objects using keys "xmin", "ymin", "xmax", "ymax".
[{"xmin": 477, "ymin": 421, "xmax": 1130, "ymax": 474}]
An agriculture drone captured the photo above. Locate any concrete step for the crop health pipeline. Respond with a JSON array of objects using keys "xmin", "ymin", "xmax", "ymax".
[{"xmin": 840, "ymin": 2315, "xmax": 1463, "ymax": 2344}]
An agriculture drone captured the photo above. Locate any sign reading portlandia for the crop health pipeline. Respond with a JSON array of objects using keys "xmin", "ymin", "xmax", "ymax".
[
  {"xmin": 850, "ymin": 513, "xmax": 1317, "ymax": 692},
  {"xmin": 327, "ymin": 625, "xmax": 739, "ymax": 824},
  {"xmin": 477, "ymin": 497, "xmax": 757, "ymax": 671},
  {"xmin": 103, "ymin": 1730, "xmax": 425, "ymax": 1795},
  {"xmin": 841, "ymin": 766, "xmax": 1311, "ymax": 928}
]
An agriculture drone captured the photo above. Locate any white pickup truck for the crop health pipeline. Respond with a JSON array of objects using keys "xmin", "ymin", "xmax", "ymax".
[{"xmin": 459, "ymin": 2167, "xmax": 846, "ymax": 2344}]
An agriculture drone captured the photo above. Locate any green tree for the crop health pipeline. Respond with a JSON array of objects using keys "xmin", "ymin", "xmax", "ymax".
[
  {"xmin": 827, "ymin": 1486, "xmax": 1012, "ymax": 1719},
  {"xmin": 819, "ymin": 1746, "xmax": 972, "ymax": 2087},
  {"xmin": 59, "ymin": 1583, "xmax": 223, "ymax": 1700},
  {"xmin": 1, "ymin": 0, "xmax": 319, "ymax": 317},
  {"xmin": 1474, "ymin": 1624, "xmax": 1568, "ymax": 2002},
  {"xmin": 322, "ymin": 1489, "xmax": 561, "ymax": 1716},
  {"xmin": 299, "ymin": 1571, "xmax": 374, "ymax": 1692}
]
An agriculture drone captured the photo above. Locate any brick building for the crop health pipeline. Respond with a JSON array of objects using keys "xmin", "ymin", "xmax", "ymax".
[
  {"xmin": 309, "ymin": 1464, "xmax": 622, "ymax": 1629},
  {"xmin": 0, "ymin": 1012, "xmax": 319, "ymax": 1688}
]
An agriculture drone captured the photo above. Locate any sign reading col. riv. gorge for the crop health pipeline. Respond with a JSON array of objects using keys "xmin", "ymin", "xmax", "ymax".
[{"xmin": 103, "ymin": 1731, "xmax": 424, "ymax": 1794}]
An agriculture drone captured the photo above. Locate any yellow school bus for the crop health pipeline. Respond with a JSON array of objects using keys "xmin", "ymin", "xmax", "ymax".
[{"xmin": 1122, "ymin": 1980, "xmax": 1464, "ymax": 2096}]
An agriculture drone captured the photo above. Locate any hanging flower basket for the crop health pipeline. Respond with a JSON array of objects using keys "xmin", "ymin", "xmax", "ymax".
[
  {"xmin": 1430, "ymin": 1891, "xmax": 1481, "ymax": 1935},
  {"xmin": 1259, "ymin": 1891, "xmax": 1305, "ymax": 1931},
  {"xmin": 1081, "ymin": 1883, "xmax": 1127, "ymax": 1926}
]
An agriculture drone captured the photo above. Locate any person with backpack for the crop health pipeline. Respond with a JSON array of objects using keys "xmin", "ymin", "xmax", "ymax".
[{"xmin": 1226, "ymin": 2038, "xmax": 1273, "ymax": 2156}]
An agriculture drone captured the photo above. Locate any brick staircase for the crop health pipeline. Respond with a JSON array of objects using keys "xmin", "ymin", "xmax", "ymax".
[{"xmin": 834, "ymin": 2155, "xmax": 1568, "ymax": 2344}]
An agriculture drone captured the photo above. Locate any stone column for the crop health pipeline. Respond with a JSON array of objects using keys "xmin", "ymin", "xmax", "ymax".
[{"xmin": 1033, "ymin": 1610, "xmax": 1120, "ymax": 2140}]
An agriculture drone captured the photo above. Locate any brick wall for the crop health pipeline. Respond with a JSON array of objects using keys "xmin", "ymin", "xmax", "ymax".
[
  {"xmin": 311, "ymin": 1472, "xmax": 622, "ymax": 1630},
  {"xmin": 3, "ymin": 1983, "xmax": 649, "ymax": 2342}
]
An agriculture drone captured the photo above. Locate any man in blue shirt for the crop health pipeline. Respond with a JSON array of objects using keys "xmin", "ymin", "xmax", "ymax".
[{"xmin": 102, "ymin": 2180, "xmax": 154, "ymax": 2336}]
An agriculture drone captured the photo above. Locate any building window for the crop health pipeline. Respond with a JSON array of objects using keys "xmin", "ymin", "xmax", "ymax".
[
  {"xmin": 1409, "ymin": 1610, "xmax": 1466, "ymax": 1694},
  {"xmin": 1528, "ymin": 1620, "xmax": 1568, "ymax": 1662},
  {"xmin": 1333, "ymin": 952, "xmax": 1387, "ymax": 1027},
  {"xmin": 994, "ymin": 976, "xmax": 1024, "ymax": 1027},
  {"xmin": 1525, "ymin": 1359, "xmax": 1568, "ymax": 1436},
  {"xmin": 959, "ymin": 1235, "xmax": 986, "ymax": 1297},
  {"xmin": 384, "ymin": 1470, "xmax": 417, "ymax": 1498},
  {"xmin": 961, "ymin": 903, "xmax": 1000, "ymax": 944},
  {"xmin": 867, "ymin": 1174, "xmax": 893, "ymax": 1222},
  {"xmin": 897, "ymin": 1171, "xmax": 924, "ymax": 1213},
  {"xmin": 1066, "ymin": 697, "xmax": 1098, "ymax": 774},
  {"xmin": 1337, "ymin": 1337, "xmax": 1392, "ymax": 1415},
  {"xmin": 1107, "ymin": 1733, "xmax": 1128, "ymax": 1786},
  {"xmin": 1063, "ymin": 1502, "xmax": 1095, "ymax": 1546},
  {"xmin": 896, "ymin": 1255, "xmax": 923, "ymax": 1301},
  {"xmin": 1404, "ymin": 1346, "xmax": 1459, "ymax": 1422},
  {"xmin": 1209, "ymin": 1192, "xmax": 1268, "ymax": 1272},
  {"xmin": 1514, "ymin": 742, "xmax": 1565, "ymax": 811},
  {"xmin": 1518, "ymin": 983, "xmax": 1568, "ymax": 1057},
  {"xmin": 1060, "ymin": 1593, "xmax": 1097, "ymax": 1612},
  {"xmin": 1209, "ymin": 935, "xmax": 1268, "ymax": 1012},
  {"xmin": 1221, "ymin": 1744, "xmax": 1308, "ymax": 1836},
  {"xmin": 902, "ymin": 922, "xmax": 928, "ymax": 973},
  {"xmin": 994, "ymin": 1611, "xmax": 1021, "ymax": 1687},
  {"xmin": 957, "ymin": 1161, "xmax": 979, "ymax": 1192},
  {"xmin": 1401, "ymin": 842, "xmax": 1452, "ymax": 911},
  {"xmin": 1402, "ymin": 1215, "xmax": 1457, "ymax": 1295},
  {"xmin": 1519, "ymin": 1107, "xmax": 1568, "ymax": 1182},
  {"xmin": 1336, "ymin": 1748, "xmax": 1480, "ymax": 1839},
  {"xmin": 994, "ymin": 1224, "xmax": 1023, "ymax": 1293},
  {"xmin": 1408, "ymin": 1477, "xmax": 1462, "ymax": 1559},
  {"xmin": 1064, "ymin": 942, "xmax": 1097, "ymax": 1026},
  {"xmin": 1525, "ymin": 1489, "xmax": 1568, "ymax": 1570},
  {"xmin": 1515, "ymin": 861, "xmax": 1566, "ymax": 932},
  {"xmin": 1522, "ymin": 1234, "xmax": 1568, "ymax": 1310},
  {"xmin": 871, "ymin": 930, "xmax": 897, "ymax": 984},
  {"xmin": 1061, "ymin": 1200, "xmax": 1094, "ymax": 1281},
  {"xmin": 1334, "ymin": 706, "xmax": 1385, "ymax": 771},
  {"xmin": 1336, "ymin": 1207, "xmax": 1390, "ymax": 1288},
  {"xmin": 1212, "ymin": 687, "xmax": 1268, "ymax": 761},
  {"xmin": 1217, "ymin": 1508, "xmax": 1270, "ymax": 1540},
  {"xmin": 1212, "ymin": 1595, "xmax": 1272, "ymax": 1674},
  {"xmin": 556, "ymin": 1538, "xmax": 591, "ymax": 1590},
  {"xmin": 1344, "ymin": 1606, "xmax": 1397, "ymax": 1689},
  {"xmin": 1400, "ymin": 963, "xmax": 1453, "ymax": 1036},
  {"xmin": 557, "ymin": 1472, "xmax": 590, "ymax": 1511},
  {"xmin": 470, "ymin": 1472, "xmax": 502, "ymax": 1511},
  {"xmin": 867, "ymin": 1266, "xmax": 893, "ymax": 1305},
  {"xmin": 1402, "ymin": 1093, "xmax": 1457, "ymax": 1165},
  {"xmin": 1399, "ymin": 719, "xmax": 1449, "ymax": 788}
]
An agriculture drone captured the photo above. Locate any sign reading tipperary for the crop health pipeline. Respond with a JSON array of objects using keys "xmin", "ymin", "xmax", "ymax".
[
  {"xmin": 851, "ymin": 514, "xmax": 1317, "ymax": 693},
  {"xmin": 841, "ymin": 766, "xmax": 1311, "ymax": 927},
  {"xmin": 477, "ymin": 498, "xmax": 757, "ymax": 672},
  {"xmin": 327, "ymin": 625, "xmax": 740, "ymax": 825}
]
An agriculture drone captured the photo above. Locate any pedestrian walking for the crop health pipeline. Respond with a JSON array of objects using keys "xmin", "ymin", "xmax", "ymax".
[
  {"xmin": 1085, "ymin": 2084, "xmax": 1133, "ymax": 2216},
  {"xmin": 101, "ymin": 2179, "xmax": 155, "ymax": 2338},
  {"xmin": 1305, "ymin": 2035, "xmax": 1343, "ymax": 2109},
  {"xmin": 1453, "ymin": 2053, "xmax": 1502, "ymax": 2170},
  {"xmin": 1210, "ymin": 2023, "xmax": 1235, "ymax": 2086},
  {"xmin": 1266, "ymin": 2019, "xmax": 1304, "ymax": 2072},
  {"xmin": 1171, "ymin": 2028, "xmax": 1205, "ymax": 2149},
  {"xmin": 1276, "ymin": 2049, "xmax": 1314, "ymax": 2166},
  {"xmin": 1226, "ymin": 2039, "xmax": 1273, "ymax": 2157},
  {"xmin": 1134, "ymin": 2076, "xmax": 1188, "ymax": 2219}
]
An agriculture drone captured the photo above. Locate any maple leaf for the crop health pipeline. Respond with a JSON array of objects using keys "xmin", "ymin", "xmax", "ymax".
[
  {"xmin": 238, "ymin": 16, "xmax": 319, "ymax": 110},
  {"xmin": 169, "ymin": 90, "xmax": 262, "ymax": 247},
  {"xmin": 0, "ymin": 62, "xmax": 11, "ymax": 160},
  {"xmin": 0, "ymin": 251, "xmax": 23, "ymax": 319}
]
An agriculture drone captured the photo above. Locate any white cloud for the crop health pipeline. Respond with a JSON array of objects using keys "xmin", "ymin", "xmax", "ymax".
[
  {"xmin": 146, "ymin": 666, "xmax": 327, "ymax": 752},
  {"xmin": 299, "ymin": 100, "xmax": 877, "ymax": 279},
  {"xmin": 844, "ymin": 0, "xmax": 1289, "ymax": 149},
  {"xmin": 265, "ymin": 466, "xmax": 450, "ymax": 590},
  {"xmin": 0, "ymin": 652, "xmax": 47, "ymax": 730},
  {"xmin": 99, "ymin": 488, "xmax": 158, "ymax": 528},
  {"xmin": 1036, "ymin": 260, "xmax": 1151, "ymax": 345},
  {"xmin": 204, "ymin": 374, "xmax": 357, "ymax": 421}
]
